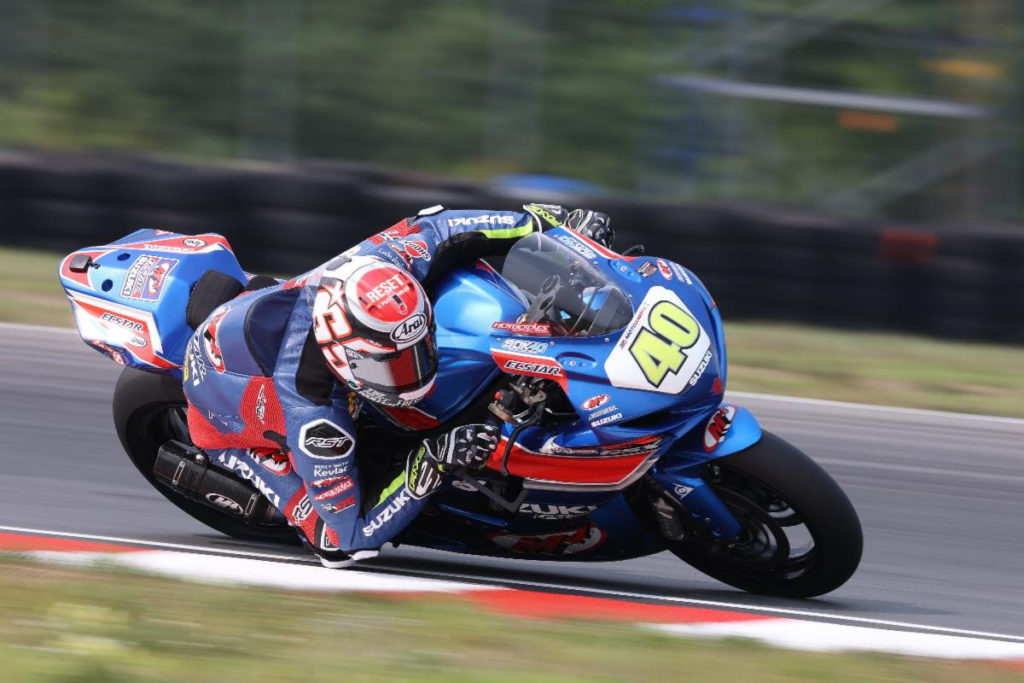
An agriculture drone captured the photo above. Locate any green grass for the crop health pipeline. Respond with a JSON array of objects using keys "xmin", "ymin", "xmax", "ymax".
[
  {"xmin": 8, "ymin": 245, "xmax": 1024, "ymax": 417},
  {"xmin": 0, "ymin": 246, "xmax": 74, "ymax": 327},
  {"xmin": 0, "ymin": 556, "xmax": 1018, "ymax": 682}
]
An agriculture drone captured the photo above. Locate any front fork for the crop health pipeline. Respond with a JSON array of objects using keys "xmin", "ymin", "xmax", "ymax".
[{"xmin": 645, "ymin": 404, "xmax": 763, "ymax": 543}]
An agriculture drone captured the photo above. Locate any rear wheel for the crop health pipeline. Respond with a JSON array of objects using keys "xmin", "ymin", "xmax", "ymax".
[
  {"xmin": 112, "ymin": 367, "xmax": 295, "ymax": 543},
  {"xmin": 655, "ymin": 431, "xmax": 862, "ymax": 598}
]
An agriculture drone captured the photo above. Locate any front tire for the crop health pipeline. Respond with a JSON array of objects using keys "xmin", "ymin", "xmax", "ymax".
[
  {"xmin": 112, "ymin": 367, "xmax": 295, "ymax": 544},
  {"xmin": 661, "ymin": 431, "xmax": 862, "ymax": 598}
]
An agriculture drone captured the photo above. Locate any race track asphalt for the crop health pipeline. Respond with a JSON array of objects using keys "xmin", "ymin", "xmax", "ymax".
[{"xmin": 2, "ymin": 323, "xmax": 1023, "ymax": 637}]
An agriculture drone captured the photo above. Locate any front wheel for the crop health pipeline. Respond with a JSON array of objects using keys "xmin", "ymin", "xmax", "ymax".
[{"xmin": 656, "ymin": 431, "xmax": 862, "ymax": 598}]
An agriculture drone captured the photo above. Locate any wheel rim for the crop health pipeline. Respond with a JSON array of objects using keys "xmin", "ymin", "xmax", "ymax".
[{"xmin": 704, "ymin": 464, "xmax": 820, "ymax": 582}]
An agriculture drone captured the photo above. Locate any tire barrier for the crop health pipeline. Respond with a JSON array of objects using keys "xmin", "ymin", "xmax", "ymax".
[{"xmin": 1, "ymin": 150, "xmax": 1022, "ymax": 342}]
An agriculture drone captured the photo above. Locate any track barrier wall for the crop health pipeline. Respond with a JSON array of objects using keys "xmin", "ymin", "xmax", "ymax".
[{"xmin": 2, "ymin": 150, "xmax": 1021, "ymax": 342}]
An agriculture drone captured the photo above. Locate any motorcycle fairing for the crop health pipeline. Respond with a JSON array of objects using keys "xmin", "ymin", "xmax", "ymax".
[{"xmin": 58, "ymin": 229, "xmax": 246, "ymax": 376}]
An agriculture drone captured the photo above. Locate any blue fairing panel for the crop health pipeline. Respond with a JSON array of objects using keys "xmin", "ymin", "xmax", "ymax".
[
  {"xmin": 58, "ymin": 229, "xmax": 246, "ymax": 376},
  {"xmin": 411, "ymin": 262, "xmax": 528, "ymax": 423},
  {"xmin": 659, "ymin": 403, "xmax": 762, "ymax": 468}
]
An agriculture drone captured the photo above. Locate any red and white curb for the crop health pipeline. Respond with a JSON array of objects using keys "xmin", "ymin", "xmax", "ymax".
[{"xmin": 3, "ymin": 530, "xmax": 1024, "ymax": 666}]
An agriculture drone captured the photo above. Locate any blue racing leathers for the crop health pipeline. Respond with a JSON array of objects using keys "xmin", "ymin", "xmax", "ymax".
[{"xmin": 183, "ymin": 207, "xmax": 537, "ymax": 554}]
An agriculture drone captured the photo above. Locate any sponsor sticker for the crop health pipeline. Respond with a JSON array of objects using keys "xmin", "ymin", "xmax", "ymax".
[
  {"xmin": 581, "ymin": 394, "xmax": 610, "ymax": 411},
  {"xmin": 323, "ymin": 496, "xmax": 356, "ymax": 514},
  {"xmin": 591, "ymin": 412, "xmax": 623, "ymax": 427},
  {"xmin": 588, "ymin": 404, "xmax": 620, "ymax": 419},
  {"xmin": 673, "ymin": 483, "xmax": 694, "ymax": 499},
  {"xmin": 637, "ymin": 261, "xmax": 656, "ymax": 278},
  {"xmin": 501, "ymin": 338, "xmax": 549, "ymax": 354},
  {"xmin": 312, "ymin": 462, "xmax": 350, "ymax": 479},
  {"xmin": 489, "ymin": 525, "xmax": 607, "ymax": 556},
  {"xmin": 184, "ymin": 336, "xmax": 205, "ymax": 386},
  {"xmin": 555, "ymin": 234, "xmax": 597, "ymax": 260},
  {"xmin": 703, "ymin": 404, "xmax": 737, "ymax": 452},
  {"xmin": 248, "ymin": 449, "xmax": 291, "ymax": 476},
  {"xmin": 688, "ymin": 349, "xmax": 714, "ymax": 387},
  {"xmin": 217, "ymin": 452, "xmax": 281, "ymax": 508},
  {"xmin": 120, "ymin": 254, "xmax": 179, "ymax": 301},
  {"xmin": 255, "ymin": 385, "xmax": 267, "ymax": 424},
  {"xmin": 287, "ymin": 495, "xmax": 314, "ymax": 523},
  {"xmin": 200, "ymin": 309, "xmax": 228, "ymax": 374},
  {"xmin": 669, "ymin": 262, "xmax": 693, "ymax": 285},
  {"xmin": 313, "ymin": 476, "xmax": 355, "ymax": 501},
  {"xmin": 491, "ymin": 321, "xmax": 551, "ymax": 336},
  {"xmin": 205, "ymin": 492, "xmax": 244, "ymax": 515},
  {"xmin": 656, "ymin": 259, "xmax": 673, "ymax": 281},
  {"xmin": 406, "ymin": 446, "xmax": 442, "ymax": 499},
  {"xmin": 390, "ymin": 312, "xmax": 427, "ymax": 345},
  {"xmin": 368, "ymin": 221, "xmax": 421, "ymax": 245},
  {"xmin": 447, "ymin": 214, "xmax": 516, "ymax": 228},
  {"xmin": 503, "ymin": 359, "xmax": 564, "ymax": 379},
  {"xmin": 299, "ymin": 419, "xmax": 355, "ymax": 460},
  {"xmin": 605, "ymin": 286, "xmax": 711, "ymax": 395},
  {"xmin": 99, "ymin": 312, "xmax": 147, "ymax": 347},
  {"xmin": 519, "ymin": 503, "xmax": 598, "ymax": 520},
  {"xmin": 362, "ymin": 490, "xmax": 410, "ymax": 536}
]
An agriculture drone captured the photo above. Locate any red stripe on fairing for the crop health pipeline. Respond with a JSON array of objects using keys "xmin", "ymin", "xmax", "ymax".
[
  {"xmin": 115, "ymin": 233, "xmax": 233, "ymax": 254},
  {"xmin": 59, "ymin": 249, "xmax": 114, "ymax": 290},
  {"xmin": 68, "ymin": 294, "xmax": 178, "ymax": 369},
  {"xmin": 462, "ymin": 590, "xmax": 775, "ymax": 624},
  {"xmin": 490, "ymin": 350, "xmax": 569, "ymax": 394},
  {"xmin": 0, "ymin": 532, "xmax": 144, "ymax": 553},
  {"xmin": 568, "ymin": 229, "xmax": 627, "ymax": 260},
  {"xmin": 483, "ymin": 439, "xmax": 651, "ymax": 485}
]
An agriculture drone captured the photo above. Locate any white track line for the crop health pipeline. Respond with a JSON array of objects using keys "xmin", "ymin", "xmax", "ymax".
[
  {"xmin": 0, "ymin": 321, "xmax": 78, "ymax": 335},
  {"xmin": 728, "ymin": 390, "xmax": 1024, "ymax": 427},
  {"xmin": 4, "ymin": 524, "xmax": 1023, "ymax": 644}
]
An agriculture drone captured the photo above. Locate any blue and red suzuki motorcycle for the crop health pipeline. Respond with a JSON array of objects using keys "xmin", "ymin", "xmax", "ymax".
[{"xmin": 58, "ymin": 226, "xmax": 862, "ymax": 598}]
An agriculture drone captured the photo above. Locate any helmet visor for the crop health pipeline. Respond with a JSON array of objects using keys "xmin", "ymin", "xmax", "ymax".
[{"xmin": 347, "ymin": 337, "xmax": 438, "ymax": 394}]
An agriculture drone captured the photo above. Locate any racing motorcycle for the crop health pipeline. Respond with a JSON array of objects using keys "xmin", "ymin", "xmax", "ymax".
[{"xmin": 58, "ymin": 226, "xmax": 862, "ymax": 598}]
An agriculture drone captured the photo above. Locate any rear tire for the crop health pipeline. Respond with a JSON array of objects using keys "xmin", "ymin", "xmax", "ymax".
[
  {"xmin": 112, "ymin": 367, "xmax": 296, "ymax": 544},
  {"xmin": 660, "ymin": 431, "xmax": 862, "ymax": 598}
]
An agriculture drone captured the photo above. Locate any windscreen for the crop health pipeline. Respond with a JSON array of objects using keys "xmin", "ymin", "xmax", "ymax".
[{"xmin": 500, "ymin": 232, "xmax": 633, "ymax": 337}]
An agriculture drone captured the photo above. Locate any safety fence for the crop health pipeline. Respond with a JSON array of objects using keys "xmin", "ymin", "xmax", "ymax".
[{"xmin": 2, "ymin": 150, "xmax": 1022, "ymax": 342}]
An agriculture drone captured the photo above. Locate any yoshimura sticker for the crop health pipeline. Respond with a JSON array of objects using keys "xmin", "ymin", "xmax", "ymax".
[{"xmin": 603, "ymin": 286, "xmax": 711, "ymax": 394}]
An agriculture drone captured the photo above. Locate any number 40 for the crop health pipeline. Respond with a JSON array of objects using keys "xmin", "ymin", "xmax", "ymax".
[{"xmin": 628, "ymin": 301, "xmax": 700, "ymax": 387}]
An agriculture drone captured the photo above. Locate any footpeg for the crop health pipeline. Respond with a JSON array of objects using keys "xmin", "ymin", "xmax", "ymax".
[{"xmin": 153, "ymin": 440, "xmax": 280, "ymax": 525}]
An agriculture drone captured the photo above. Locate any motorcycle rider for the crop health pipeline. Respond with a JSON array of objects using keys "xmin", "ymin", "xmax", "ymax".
[{"xmin": 182, "ymin": 203, "xmax": 614, "ymax": 567}]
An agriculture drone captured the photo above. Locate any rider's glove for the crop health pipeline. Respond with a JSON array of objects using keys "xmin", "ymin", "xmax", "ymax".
[
  {"xmin": 565, "ymin": 209, "xmax": 614, "ymax": 249},
  {"xmin": 524, "ymin": 203, "xmax": 569, "ymax": 231},
  {"xmin": 405, "ymin": 423, "xmax": 501, "ymax": 499},
  {"xmin": 524, "ymin": 203, "xmax": 614, "ymax": 249},
  {"xmin": 432, "ymin": 423, "xmax": 500, "ymax": 472}
]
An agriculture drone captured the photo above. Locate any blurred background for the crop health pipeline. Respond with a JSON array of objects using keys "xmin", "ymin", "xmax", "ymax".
[{"xmin": 1, "ymin": 0, "xmax": 1023, "ymax": 341}]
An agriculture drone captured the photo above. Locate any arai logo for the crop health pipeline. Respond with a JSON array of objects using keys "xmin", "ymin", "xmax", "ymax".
[{"xmin": 391, "ymin": 312, "xmax": 427, "ymax": 344}]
